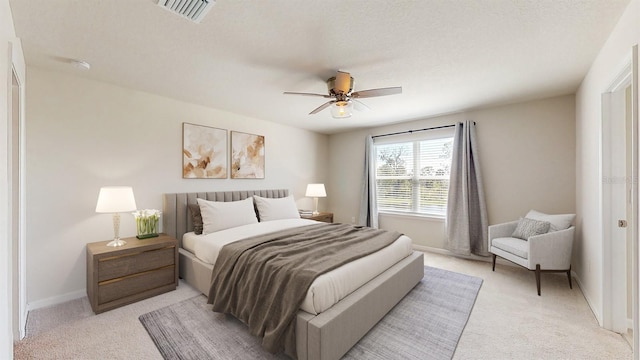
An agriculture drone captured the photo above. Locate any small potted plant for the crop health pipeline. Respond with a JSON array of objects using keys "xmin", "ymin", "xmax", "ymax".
[{"xmin": 132, "ymin": 209, "xmax": 161, "ymax": 239}]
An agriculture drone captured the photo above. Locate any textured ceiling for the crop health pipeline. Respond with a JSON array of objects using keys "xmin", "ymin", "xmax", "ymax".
[{"xmin": 9, "ymin": 0, "xmax": 631, "ymax": 134}]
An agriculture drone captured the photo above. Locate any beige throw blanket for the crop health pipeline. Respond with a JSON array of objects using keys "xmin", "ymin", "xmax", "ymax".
[{"xmin": 207, "ymin": 223, "xmax": 402, "ymax": 358}]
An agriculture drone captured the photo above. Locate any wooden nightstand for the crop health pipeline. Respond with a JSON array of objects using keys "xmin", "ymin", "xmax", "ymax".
[
  {"xmin": 86, "ymin": 234, "xmax": 178, "ymax": 314},
  {"xmin": 301, "ymin": 212, "xmax": 334, "ymax": 223}
]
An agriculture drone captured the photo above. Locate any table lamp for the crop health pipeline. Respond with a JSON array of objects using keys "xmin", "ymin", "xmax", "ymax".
[
  {"xmin": 305, "ymin": 183, "xmax": 326, "ymax": 215},
  {"xmin": 96, "ymin": 186, "xmax": 137, "ymax": 247}
]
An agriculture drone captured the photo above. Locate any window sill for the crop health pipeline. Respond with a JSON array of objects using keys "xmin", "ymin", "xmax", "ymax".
[{"xmin": 378, "ymin": 211, "xmax": 445, "ymax": 222}]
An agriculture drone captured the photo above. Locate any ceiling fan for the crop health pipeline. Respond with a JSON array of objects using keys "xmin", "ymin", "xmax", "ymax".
[{"xmin": 283, "ymin": 71, "xmax": 402, "ymax": 118}]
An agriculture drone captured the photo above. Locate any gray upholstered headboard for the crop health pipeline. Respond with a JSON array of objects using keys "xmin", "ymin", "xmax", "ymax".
[{"xmin": 163, "ymin": 189, "xmax": 289, "ymax": 247}]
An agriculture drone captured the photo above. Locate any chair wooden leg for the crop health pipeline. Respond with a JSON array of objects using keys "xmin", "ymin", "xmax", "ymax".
[
  {"xmin": 492, "ymin": 254, "xmax": 496, "ymax": 271},
  {"xmin": 567, "ymin": 265, "xmax": 573, "ymax": 289},
  {"xmin": 535, "ymin": 264, "xmax": 541, "ymax": 296}
]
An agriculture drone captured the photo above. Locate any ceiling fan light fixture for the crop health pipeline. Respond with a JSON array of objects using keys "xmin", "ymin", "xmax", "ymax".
[
  {"xmin": 284, "ymin": 70, "xmax": 401, "ymax": 118},
  {"xmin": 331, "ymin": 101, "xmax": 353, "ymax": 119}
]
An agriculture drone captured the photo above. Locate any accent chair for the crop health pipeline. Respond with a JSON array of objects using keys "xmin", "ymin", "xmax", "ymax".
[{"xmin": 489, "ymin": 210, "xmax": 576, "ymax": 296}]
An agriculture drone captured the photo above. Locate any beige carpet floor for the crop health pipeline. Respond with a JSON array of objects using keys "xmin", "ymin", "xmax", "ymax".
[{"xmin": 14, "ymin": 251, "xmax": 632, "ymax": 359}]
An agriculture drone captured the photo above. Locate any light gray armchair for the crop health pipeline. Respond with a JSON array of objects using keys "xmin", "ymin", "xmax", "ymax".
[{"xmin": 489, "ymin": 215, "xmax": 575, "ymax": 296}]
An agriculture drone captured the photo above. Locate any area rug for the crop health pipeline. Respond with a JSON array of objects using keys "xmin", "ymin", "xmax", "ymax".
[{"xmin": 139, "ymin": 266, "xmax": 483, "ymax": 360}]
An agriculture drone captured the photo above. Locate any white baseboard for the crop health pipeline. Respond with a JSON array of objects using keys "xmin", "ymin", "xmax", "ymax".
[
  {"xmin": 28, "ymin": 289, "xmax": 86, "ymax": 311},
  {"xmin": 572, "ymin": 274, "xmax": 602, "ymax": 326},
  {"xmin": 412, "ymin": 244, "xmax": 488, "ymax": 260},
  {"xmin": 412, "ymin": 244, "xmax": 519, "ymax": 268},
  {"xmin": 412, "ymin": 244, "xmax": 450, "ymax": 256}
]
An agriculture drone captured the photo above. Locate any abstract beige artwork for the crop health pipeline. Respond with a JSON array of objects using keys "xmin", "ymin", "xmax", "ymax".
[
  {"xmin": 231, "ymin": 131, "xmax": 265, "ymax": 179},
  {"xmin": 182, "ymin": 123, "xmax": 227, "ymax": 179}
]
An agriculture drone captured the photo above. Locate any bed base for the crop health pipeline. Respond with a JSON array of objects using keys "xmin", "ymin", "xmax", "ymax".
[
  {"xmin": 179, "ymin": 248, "xmax": 423, "ymax": 360},
  {"xmin": 164, "ymin": 190, "xmax": 424, "ymax": 360}
]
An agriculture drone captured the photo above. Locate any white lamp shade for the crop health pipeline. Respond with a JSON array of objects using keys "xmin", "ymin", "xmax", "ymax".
[
  {"xmin": 305, "ymin": 184, "xmax": 327, "ymax": 198},
  {"xmin": 95, "ymin": 186, "xmax": 137, "ymax": 213}
]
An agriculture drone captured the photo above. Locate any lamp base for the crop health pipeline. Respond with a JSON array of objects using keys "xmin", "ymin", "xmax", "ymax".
[{"xmin": 106, "ymin": 238, "xmax": 127, "ymax": 247}]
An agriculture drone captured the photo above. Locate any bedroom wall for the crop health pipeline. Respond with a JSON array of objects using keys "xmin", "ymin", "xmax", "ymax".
[
  {"xmin": 328, "ymin": 95, "xmax": 576, "ymax": 251},
  {"xmin": 25, "ymin": 67, "xmax": 329, "ymax": 308},
  {"xmin": 575, "ymin": 0, "xmax": 639, "ymax": 324}
]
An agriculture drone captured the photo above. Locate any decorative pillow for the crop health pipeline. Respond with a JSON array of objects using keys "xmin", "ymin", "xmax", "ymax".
[
  {"xmin": 197, "ymin": 197, "xmax": 258, "ymax": 234},
  {"xmin": 511, "ymin": 218, "xmax": 551, "ymax": 240},
  {"xmin": 253, "ymin": 195, "xmax": 300, "ymax": 222},
  {"xmin": 188, "ymin": 204, "xmax": 203, "ymax": 235},
  {"xmin": 525, "ymin": 210, "xmax": 576, "ymax": 232}
]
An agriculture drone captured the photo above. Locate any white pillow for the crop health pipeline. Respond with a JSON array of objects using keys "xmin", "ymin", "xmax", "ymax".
[
  {"xmin": 197, "ymin": 197, "xmax": 258, "ymax": 234},
  {"xmin": 253, "ymin": 195, "xmax": 300, "ymax": 222},
  {"xmin": 525, "ymin": 210, "xmax": 575, "ymax": 232}
]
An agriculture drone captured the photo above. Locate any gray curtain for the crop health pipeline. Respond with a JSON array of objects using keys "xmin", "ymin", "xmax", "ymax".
[
  {"xmin": 446, "ymin": 121, "xmax": 489, "ymax": 256},
  {"xmin": 358, "ymin": 135, "xmax": 378, "ymax": 228}
]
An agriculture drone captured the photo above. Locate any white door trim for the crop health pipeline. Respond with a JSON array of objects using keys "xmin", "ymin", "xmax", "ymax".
[
  {"xmin": 631, "ymin": 44, "xmax": 639, "ymax": 360},
  {"xmin": 601, "ymin": 63, "xmax": 632, "ymax": 333},
  {"xmin": 603, "ymin": 45, "xmax": 640, "ymax": 358},
  {"xmin": 10, "ymin": 37, "xmax": 26, "ymax": 340}
]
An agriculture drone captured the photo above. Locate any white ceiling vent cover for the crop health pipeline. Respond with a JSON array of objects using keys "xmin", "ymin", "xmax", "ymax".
[{"xmin": 157, "ymin": 0, "xmax": 215, "ymax": 23}]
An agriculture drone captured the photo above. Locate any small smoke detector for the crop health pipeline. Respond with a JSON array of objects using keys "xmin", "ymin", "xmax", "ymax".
[{"xmin": 157, "ymin": 0, "xmax": 215, "ymax": 23}]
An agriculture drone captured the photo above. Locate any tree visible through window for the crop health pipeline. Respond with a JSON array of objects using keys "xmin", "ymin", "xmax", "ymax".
[{"xmin": 375, "ymin": 137, "xmax": 453, "ymax": 217}]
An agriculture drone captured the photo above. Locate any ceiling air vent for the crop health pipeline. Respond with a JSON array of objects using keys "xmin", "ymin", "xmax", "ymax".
[{"xmin": 157, "ymin": 0, "xmax": 215, "ymax": 23}]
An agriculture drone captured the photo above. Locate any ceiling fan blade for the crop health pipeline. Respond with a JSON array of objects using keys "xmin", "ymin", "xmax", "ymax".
[
  {"xmin": 309, "ymin": 100, "xmax": 335, "ymax": 115},
  {"xmin": 335, "ymin": 71, "xmax": 352, "ymax": 94},
  {"xmin": 351, "ymin": 86, "xmax": 402, "ymax": 98},
  {"xmin": 283, "ymin": 91, "xmax": 331, "ymax": 98},
  {"xmin": 352, "ymin": 99, "xmax": 371, "ymax": 112}
]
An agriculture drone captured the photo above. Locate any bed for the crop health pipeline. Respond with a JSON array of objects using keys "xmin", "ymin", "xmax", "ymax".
[{"xmin": 163, "ymin": 189, "xmax": 424, "ymax": 360}]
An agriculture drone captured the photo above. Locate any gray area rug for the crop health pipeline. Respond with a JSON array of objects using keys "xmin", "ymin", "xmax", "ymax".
[{"xmin": 139, "ymin": 266, "xmax": 483, "ymax": 360}]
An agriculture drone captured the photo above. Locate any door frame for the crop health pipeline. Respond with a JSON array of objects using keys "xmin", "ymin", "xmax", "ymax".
[
  {"xmin": 9, "ymin": 38, "xmax": 26, "ymax": 340},
  {"xmin": 601, "ymin": 62, "xmax": 632, "ymax": 333},
  {"xmin": 632, "ymin": 44, "xmax": 639, "ymax": 360},
  {"xmin": 602, "ymin": 65, "xmax": 631, "ymax": 332},
  {"xmin": 601, "ymin": 45, "xmax": 640, "ymax": 357}
]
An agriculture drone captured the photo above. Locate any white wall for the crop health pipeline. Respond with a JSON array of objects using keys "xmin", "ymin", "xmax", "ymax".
[
  {"xmin": 575, "ymin": 0, "xmax": 639, "ymax": 324},
  {"xmin": 328, "ymin": 95, "xmax": 576, "ymax": 250},
  {"xmin": 25, "ymin": 67, "xmax": 329, "ymax": 307},
  {"xmin": 1, "ymin": 0, "xmax": 16, "ymax": 356}
]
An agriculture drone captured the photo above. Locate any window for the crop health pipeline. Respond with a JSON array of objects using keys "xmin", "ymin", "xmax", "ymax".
[{"xmin": 375, "ymin": 136, "xmax": 454, "ymax": 217}]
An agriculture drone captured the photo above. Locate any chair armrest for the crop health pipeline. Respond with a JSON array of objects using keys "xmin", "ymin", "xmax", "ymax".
[
  {"xmin": 528, "ymin": 226, "xmax": 575, "ymax": 270},
  {"xmin": 488, "ymin": 221, "xmax": 519, "ymax": 240}
]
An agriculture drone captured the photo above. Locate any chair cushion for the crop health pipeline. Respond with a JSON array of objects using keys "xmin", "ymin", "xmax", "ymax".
[
  {"xmin": 491, "ymin": 237, "xmax": 529, "ymax": 259},
  {"xmin": 525, "ymin": 210, "xmax": 576, "ymax": 232},
  {"xmin": 511, "ymin": 218, "xmax": 550, "ymax": 240}
]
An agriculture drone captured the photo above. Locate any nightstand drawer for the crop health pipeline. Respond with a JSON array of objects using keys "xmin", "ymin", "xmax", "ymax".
[
  {"xmin": 98, "ymin": 265, "xmax": 175, "ymax": 304},
  {"xmin": 98, "ymin": 245, "xmax": 175, "ymax": 282}
]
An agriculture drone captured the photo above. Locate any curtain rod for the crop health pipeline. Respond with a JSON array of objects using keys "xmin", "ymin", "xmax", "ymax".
[
  {"xmin": 372, "ymin": 124, "xmax": 455, "ymax": 139},
  {"xmin": 371, "ymin": 122, "xmax": 476, "ymax": 139}
]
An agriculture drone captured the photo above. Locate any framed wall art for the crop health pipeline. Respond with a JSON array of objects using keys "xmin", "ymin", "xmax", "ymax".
[
  {"xmin": 182, "ymin": 122, "xmax": 227, "ymax": 179},
  {"xmin": 231, "ymin": 131, "xmax": 265, "ymax": 179}
]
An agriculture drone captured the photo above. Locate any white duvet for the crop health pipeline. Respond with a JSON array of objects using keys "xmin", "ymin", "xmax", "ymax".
[{"xmin": 182, "ymin": 219, "xmax": 413, "ymax": 315}]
